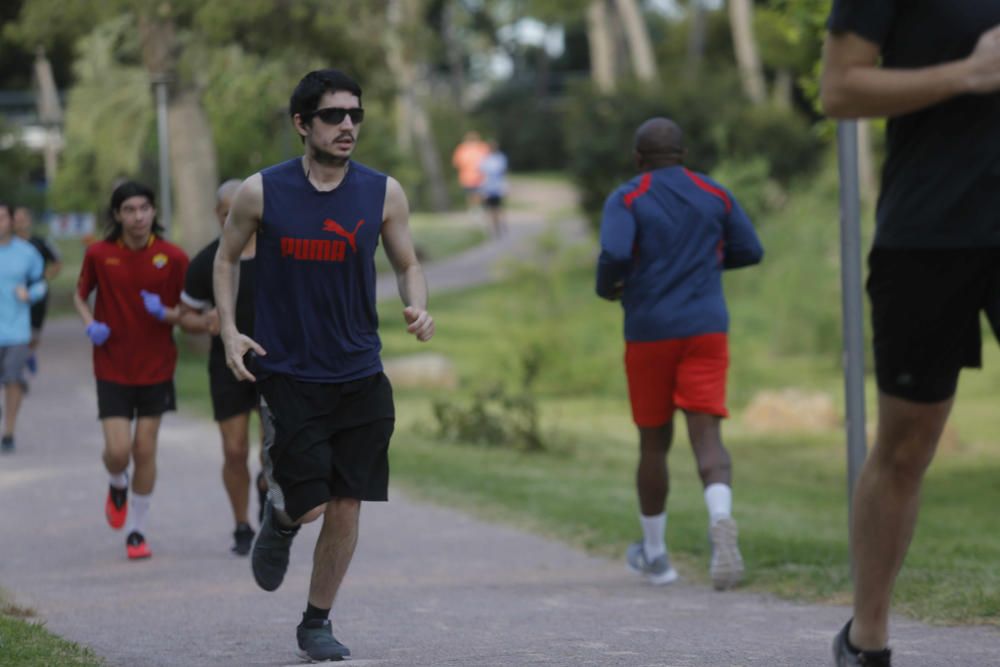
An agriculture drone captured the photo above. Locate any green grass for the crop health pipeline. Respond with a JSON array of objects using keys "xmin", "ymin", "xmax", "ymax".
[
  {"xmin": 0, "ymin": 590, "xmax": 103, "ymax": 666},
  {"xmin": 169, "ymin": 167, "xmax": 1000, "ymax": 626},
  {"xmin": 374, "ymin": 211, "xmax": 487, "ymax": 274}
]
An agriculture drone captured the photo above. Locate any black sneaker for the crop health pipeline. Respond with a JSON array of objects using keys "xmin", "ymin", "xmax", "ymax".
[
  {"xmin": 1, "ymin": 435, "xmax": 13, "ymax": 453},
  {"xmin": 251, "ymin": 499, "xmax": 298, "ymax": 591},
  {"xmin": 231, "ymin": 522, "xmax": 255, "ymax": 556},
  {"xmin": 833, "ymin": 620, "xmax": 892, "ymax": 666},
  {"xmin": 296, "ymin": 619, "xmax": 350, "ymax": 662}
]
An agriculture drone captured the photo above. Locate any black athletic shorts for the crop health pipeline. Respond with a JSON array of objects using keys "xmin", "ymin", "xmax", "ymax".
[
  {"xmin": 209, "ymin": 365, "xmax": 259, "ymax": 422},
  {"xmin": 867, "ymin": 247, "xmax": 1000, "ymax": 403},
  {"xmin": 483, "ymin": 194, "xmax": 503, "ymax": 209},
  {"xmin": 30, "ymin": 297, "xmax": 48, "ymax": 332},
  {"xmin": 257, "ymin": 372, "xmax": 395, "ymax": 521},
  {"xmin": 97, "ymin": 379, "xmax": 177, "ymax": 420}
]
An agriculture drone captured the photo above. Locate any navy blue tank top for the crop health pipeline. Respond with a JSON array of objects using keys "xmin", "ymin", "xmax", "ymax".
[{"xmin": 254, "ymin": 158, "xmax": 387, "ymax": 382}]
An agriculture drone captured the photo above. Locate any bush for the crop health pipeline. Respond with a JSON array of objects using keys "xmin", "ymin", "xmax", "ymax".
[
  {"xmin": 726, "ymin": 105, "xmax": 823, "ymax": 184},
  {"xmin": 472, "ymin": 81, "xmax": 567, "ymax": 171},
  {"xmin": 563, "ymin": 71, "xmax": 825, "ymax": 227},
  {"xmin": 432, "ymin": 347, "xmax": 545, "ymax": 452}
]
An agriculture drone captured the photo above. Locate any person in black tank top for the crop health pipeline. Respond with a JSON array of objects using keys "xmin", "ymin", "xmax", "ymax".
[
  {"xmin": 823, "ymin": 4, "xmax": 1000, "ymax": 665},
  {"xmin": 214, "ymin": 69, "xmax": 435, "ymax": 663},
  {"xmin": 178, "ymin": 180, "xmax": 269, "ymax": 557}
]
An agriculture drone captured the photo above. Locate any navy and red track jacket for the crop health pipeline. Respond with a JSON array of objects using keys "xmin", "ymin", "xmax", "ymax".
[{"xmin": 596, "ymin": 165, "xmax": 764, "ymax": 342}]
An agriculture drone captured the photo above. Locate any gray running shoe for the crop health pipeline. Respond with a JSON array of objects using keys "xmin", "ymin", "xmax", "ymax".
[
  {"xmin": 296, "ymin": 619, "xmax": 351, "ymax": 662},
  {"xmin": 626, "ymin": 541, "xmax": 679, "ymax": 585},
  {"xmin": 709, "ymin": 517, "xmax": 744, "ymax": 590},
  {"xmin": 832, "ymin": 620, "xmax": 892, "ymax": 666},
  {"xmin": 251, "ymin": 499, "xmax": 298, "ymax": 591}
]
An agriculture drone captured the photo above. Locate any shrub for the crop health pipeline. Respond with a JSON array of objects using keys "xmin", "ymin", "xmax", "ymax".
[
  {"xmin": 472, "ymin": 81, "xmax": 567, "ymax": 171},
  {"xmin": 563, "ymin": 72, "xmax": 825, "ymax": 228}
]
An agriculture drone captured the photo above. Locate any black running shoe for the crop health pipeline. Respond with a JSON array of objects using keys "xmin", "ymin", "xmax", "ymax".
[
  {"xmin": 833, "ymin": 620, "xmax": 892, "ymax": 666},
  {"xmin": 296, "ymin": 619, "xmax": 350, "ymax": 662},
  {"xmin": 251, "ymin": 499, "xmax": 298, "ymax": 591},
  {"xmin": 231, "ymin": 522, "xmax": 255, "ymax": 556},
  {"xmin": 1, "ymin": 435, "xmax": 13, "ymax": 453}
]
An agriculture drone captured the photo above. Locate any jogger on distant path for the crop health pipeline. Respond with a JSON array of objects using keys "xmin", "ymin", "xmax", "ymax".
[
  {"xmin": 74, "ymin": 181, "xmax": 188, "ymax": 561},
  {"xmin": 596, "ymin": 117, "xmax": 763, "ymax": 590},
  {"xmin": 179, "ymin": 179, "xmax": 268, "ymax": 556},
  {"xmin": 214, "ymin": 68, "xmax": 434, "ymax": 662},
  {"xmin": 13, "ymin": 206, "xmax": 61, "ymax": 375},
  {"xmin": 822, "ymin": 3, "xmax": 1000, "ymax": 666},
  {"xmin": 0, "ymin": 202, "xmax": 47, "ymax": 454}
]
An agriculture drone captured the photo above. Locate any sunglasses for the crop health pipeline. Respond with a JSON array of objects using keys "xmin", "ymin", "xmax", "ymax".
[{"xmin": 303, "ymin": 107, "xmax": 365, "ymax": 125}]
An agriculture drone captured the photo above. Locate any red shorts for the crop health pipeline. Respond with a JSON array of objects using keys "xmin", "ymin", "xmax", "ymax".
[{"xmin": 625, "ymin": 333, "xmax": 729, "ymax": 427}]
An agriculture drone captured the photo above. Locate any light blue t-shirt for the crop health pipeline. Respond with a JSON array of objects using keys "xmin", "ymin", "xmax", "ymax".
[
  {"xmin": 479, "ymin": 152, "xmax": 508, "ymax": 197},
  {"xmin": 0, "ymin": 237, "xmax": 47, "ymax": 346}
]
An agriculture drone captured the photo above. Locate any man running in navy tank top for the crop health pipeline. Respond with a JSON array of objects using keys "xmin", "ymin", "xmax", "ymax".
[
  {"xmin": 214, "ymin": 69, "xmax": 434, "ymax": 662},
  {"xmin": 597, "ymin": 118, "xmax": 763, "ymax": 591}
]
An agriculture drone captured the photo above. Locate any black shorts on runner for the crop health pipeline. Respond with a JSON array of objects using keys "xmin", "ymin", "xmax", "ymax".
[
  {"xmin": 257, "ymin": 372, "xmax": 394, "ymax": 521},
  {"xmin": 483, "ymin": 194, "xmax": 503, "ymax": 209},
  {"xmin": 867, "ymin": 247, "xmax": 1000, "ymax": 403},
  {"xmin": 97, "ymin": 379, "xmax": 177, "ymax": 420},
  {"xmin": 209, "ymin": 366, "xmax": 259, "ymax": 422}
]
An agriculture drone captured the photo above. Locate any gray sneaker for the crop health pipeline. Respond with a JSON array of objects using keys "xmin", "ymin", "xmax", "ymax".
[
  {"xmin": 251, "ymin": 499, "xmax": 298, "ymax": 591},
  {"xmin": 709, "ymin": 517, "xmax": 744, "ymax": 590},
  {"xmin": 832, "ymin": 620, "xmax": 892, "ymax": 666},
  {"xmin": 296, "ymin": 619, "xmax": 351, "ymax": 662},
  {"xmin": 626, "ymin": 541, "xmax": 679, "ymax": 585}
]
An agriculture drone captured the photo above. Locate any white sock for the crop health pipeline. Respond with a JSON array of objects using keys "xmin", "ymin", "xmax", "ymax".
[
  {"xmin": 109, "ymin": 471, "xmax": 128, "ymax": 489},
  {"xmin": 704, "ymin": 483, "xmax": 733, "ymax": 525},
  {"xmin": 127, "ymin": 492, "xmax": 152, "ymax": 535},
  {"xmin": 640, "ymin": 512, "xmax": 667, "ymax": 559}
]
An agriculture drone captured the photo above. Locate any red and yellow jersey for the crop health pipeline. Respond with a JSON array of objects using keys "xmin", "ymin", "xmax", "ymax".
[{"xmin": 77, "ymin": 236, "xmax": 189, "ymax": 385}]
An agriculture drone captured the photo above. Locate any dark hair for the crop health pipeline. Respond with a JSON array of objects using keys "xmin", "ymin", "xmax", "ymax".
[
  {"xmin": 289, "ymin": 69, "xmax": 362, "ymax": 120},
  {"xmin": 105, "ymin": 180, "xmax": 163, "ymax": 241}
]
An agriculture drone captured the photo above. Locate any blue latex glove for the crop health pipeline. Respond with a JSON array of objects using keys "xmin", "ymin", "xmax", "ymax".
[
  {"xmin": 141, "ymin": 290, "xmax": 166, "ymax": 321},
  {"xmin": 86, "ymin": 321, "xmax": 111, "ymax": 346}
]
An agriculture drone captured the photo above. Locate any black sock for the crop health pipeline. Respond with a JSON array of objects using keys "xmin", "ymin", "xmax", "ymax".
[{"xmin": 302, "ymin": 603, "xmax": 330, "ymax": 625}]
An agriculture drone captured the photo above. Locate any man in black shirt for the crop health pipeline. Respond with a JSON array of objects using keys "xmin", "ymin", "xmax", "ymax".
[
  {"xmin": 179, "ymin": 179, "xmax": 267, "ymax": 555},
  {"xmin": 822, "ymin": 3, "xmax": 1000, "ymax": 665},
  {"xmin": 13, "ymin": 207, "xmax": 62, "ymax": 374}
]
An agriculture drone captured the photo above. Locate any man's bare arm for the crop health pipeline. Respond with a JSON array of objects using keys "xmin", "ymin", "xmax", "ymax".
[
  {"xmin": 213, "ymin": 174, "xmax": 266, "ymax": 379},
  {"xmin": 177, "ymin": 302, "xmax": 219, "ymax": 335},
  {"xmin": 381, "ymin": 177, "xmax": 434, "ymax": 342},
  {"xmin": 821, "ymin": 25, "xmax": 1000, "ymax": 119}
]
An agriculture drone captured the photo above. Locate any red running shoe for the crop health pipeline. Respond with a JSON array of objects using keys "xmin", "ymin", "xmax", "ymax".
[
  {"xmin": 126, "ymin": 531, "xmax": 152, "ymax": 560},
  {"xmin": 105, "ymin": 485, "xmax": 128, "ymax": 530}
]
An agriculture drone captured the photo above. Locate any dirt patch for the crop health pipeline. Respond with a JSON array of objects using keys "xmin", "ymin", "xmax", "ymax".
[{"xmin": 740, "ymin": 389, "xmax": 840, "ymax": 434}]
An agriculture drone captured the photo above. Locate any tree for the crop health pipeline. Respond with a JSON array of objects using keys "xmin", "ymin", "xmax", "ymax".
[
  {"xmin": 613, "ymin": 0, "xmax": 657, "ymax": 82},
  {"xmin": 728, "ymin": 0, "xmax": 766, "ymax": 104},
  {"xmin": 10, "ymin": 0, "xmax": 218, "ymax": 251},
  {"xmin": 385, "ymin": 0, "xmax": 450, "ymax": 212},
  {"xmin": 586, "ymin": 0, "xmax": 617, "ymax": 92}
]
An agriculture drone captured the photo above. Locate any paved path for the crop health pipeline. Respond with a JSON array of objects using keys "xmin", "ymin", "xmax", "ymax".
[{"xmin": 2, "ymin": 181, "xmax": 1000, "ymax": 666}]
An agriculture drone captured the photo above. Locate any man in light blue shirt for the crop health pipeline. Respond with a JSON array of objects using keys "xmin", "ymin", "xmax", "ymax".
[
  {"xmin": 478, "ymin": 140, "xmax": 508, "ymax": 238},
  {"xmin": 0, "ymin": 203, "xmax": 47, "ymax": 452}
]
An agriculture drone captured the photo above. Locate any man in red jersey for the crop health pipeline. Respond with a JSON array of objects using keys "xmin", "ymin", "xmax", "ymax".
[{"xmin": 74, "ymin": 181, "xmax": 188, "ymax": 560}]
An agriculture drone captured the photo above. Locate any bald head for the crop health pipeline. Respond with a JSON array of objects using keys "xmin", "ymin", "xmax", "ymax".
[
  {"xmin": 215, "ymin": 179, "xmax": 242, "ymax": 228},
  {"xmin": 634, "ymin": 117, "xmax": 685, "ymax": 170}
]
